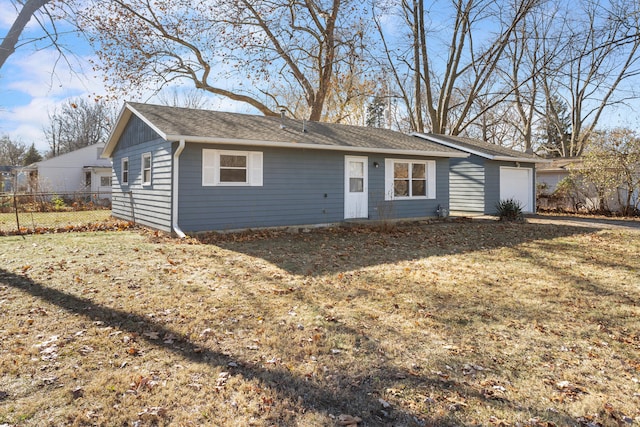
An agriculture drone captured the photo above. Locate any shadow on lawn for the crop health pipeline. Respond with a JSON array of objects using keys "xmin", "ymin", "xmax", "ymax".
[
  {"xmin": 1, "ymin": 267, "xmax": 580, "ymax": 426},
  {"xmin": 510, "ymin": 239, "xmax": 640, "ymax": 324},
  {"xmin": 203, "ymin": 221, "xmax": 600, "ymax": 276}
]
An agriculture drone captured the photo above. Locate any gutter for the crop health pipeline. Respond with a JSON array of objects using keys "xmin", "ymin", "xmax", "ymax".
[
  {"xmin": 172, "ymin": 139, "xmax": 186, "ymax": 238},
  {"xmin": 493, "ymin": 156, "xmax": 551, "ymax": 164}
]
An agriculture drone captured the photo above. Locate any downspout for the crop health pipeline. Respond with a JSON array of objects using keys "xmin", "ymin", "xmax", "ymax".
[{"xmin": 172, "ymin": 139, "xmax": 186, "ymax": 238}]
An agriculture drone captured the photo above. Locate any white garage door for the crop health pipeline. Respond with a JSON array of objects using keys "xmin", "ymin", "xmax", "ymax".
[{"xmin": 500, "ymin": 167, "xmax": 533, "ymax": 213}]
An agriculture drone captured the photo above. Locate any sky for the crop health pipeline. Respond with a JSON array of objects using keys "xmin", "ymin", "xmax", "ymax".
[
  {"xmin": 0, "ymin": 0, "xmax": 107, "ymax": 153},
  {"xmin": 1, "ymin": 1, "xmax": 639, "ymax": 156},
  {"xmin": 0, "ymin": 0, "xmax": 234, "ymax": 155}
]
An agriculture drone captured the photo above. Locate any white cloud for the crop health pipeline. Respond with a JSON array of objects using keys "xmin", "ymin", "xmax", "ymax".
[
  {"xmin": 7, "ymin": 123, "xmax": 47, "ymax": 147},
  {"xmin": 5, "ymin": 49, "xmax": 101, "ymax": 96},
  {"xmin": 1, "ymin": 98, "xmax": 56, "ymax": 153},
  {"xmin": 0, "ymin": 0, "xmax": 59, "ymax": 35},
  {"xmin": 0, "ymin": 0, "xmax": 18, "ymax": 29},
  {"xmin": 0, "ymin": 47, "xmax": 110, "ymax": 154}
]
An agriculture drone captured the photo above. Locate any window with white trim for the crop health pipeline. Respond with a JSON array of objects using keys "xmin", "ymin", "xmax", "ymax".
[
  {"xmin": 121, "ymin": 157, "xmax": 129, "ymax": 185},
  {"xmin": 385, "ymin": 159, "xmax": 436, "ymax": 200},
  {"xmin": 202, "ymin": 149, "xmax": 263, "ymax": 186},
  {"xmin": 142, "ymin": 152, "xmax": 152, "ymax": 186},
  {"xmin": 100, "ymin": 176, "xmax": 112, "ymax": 187}
]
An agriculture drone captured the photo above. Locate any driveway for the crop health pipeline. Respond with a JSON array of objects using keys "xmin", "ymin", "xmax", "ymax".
[{"xmin": 526, "ymin": 214, "xmax": 640, "ymax": 231}]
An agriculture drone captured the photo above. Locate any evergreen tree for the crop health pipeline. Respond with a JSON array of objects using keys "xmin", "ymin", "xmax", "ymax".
[
  {"xmin": 23, "ymin": 143, "xmax": 43, "ymax": 165},
  {"xmin": 366, "ymin": 96, "xmax": 386, "ymax": 128},
  {"xmin": 536, "ymin": 95, "xmax": 572, "ymax": 157}
]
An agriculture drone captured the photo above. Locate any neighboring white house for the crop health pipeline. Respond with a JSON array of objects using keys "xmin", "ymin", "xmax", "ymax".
[
  {"xmin": 22, "ymin": 144, "xmax": 113, "ymax": 198},
  {"xmin": 537, "ymin": 157, "xmax": 639, "ymax": 212},
  {"xmin": 536, "ymin": 158, "xmax": 578, "ymax": 194}
]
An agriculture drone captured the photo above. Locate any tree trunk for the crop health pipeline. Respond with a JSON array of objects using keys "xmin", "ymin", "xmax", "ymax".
[
  {"xmin": 411, "ymin": 0, "xmax": 424, "ymax": 132},
  {"xmin": 0, "ymin": 0, "xmax": 50, "ymax": 70}
]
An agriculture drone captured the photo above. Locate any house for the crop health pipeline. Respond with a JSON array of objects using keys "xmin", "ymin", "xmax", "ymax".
[
  {"xmin": 536, "ymin": 157, "xmax": 584, "ymax": 211},
  {"xmin": 536, "ymin": 157, "xmax": 579, "ymax": 194},
  {"xmin": 22, "ymin": 144, "xmax": 113, "ymax": 198},
  {"xmin": 537, "ymin": 158, "xmax": 639, "ymax": 212},
  {"xmin": 0, "ymin": 166, "xmax": 15, "ymax": 192},
  {"xmin": 413, "ymin": 133, "xmax": 548, "ymax": 215},
  {"xmin": 102, "ymin": 103, "xmax": 468, "ymax": 235}
]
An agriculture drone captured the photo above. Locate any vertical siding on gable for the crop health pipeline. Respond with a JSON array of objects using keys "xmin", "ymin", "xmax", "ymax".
[
  {"xmin": 449, "ymin": 156, "xmax": 485, "ymax": 214},
  {"xmin": 177, "ymin": 145, "xmax": 450, "ymax": 232},
  {"xmin": 116, "ymin": 115, "xmax": 159, "ymax": 150},
  {"xmin": 110, "ymin": 117, "xmax": 173, "ymax": 232}
]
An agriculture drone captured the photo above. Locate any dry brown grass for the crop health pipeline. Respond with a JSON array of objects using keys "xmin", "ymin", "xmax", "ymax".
[
  {"xmin": 0, "ymin": 211, "xmax": 114, "ymax": 234},
  {"xmin": 0, "ymin": 220, "xmax": 639, "ymax": 426}
]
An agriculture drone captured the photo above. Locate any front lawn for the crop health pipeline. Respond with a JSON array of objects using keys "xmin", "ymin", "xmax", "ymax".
[{"xmin": 0, "ymin": 221, "xmax": 638, "ymax": 426}]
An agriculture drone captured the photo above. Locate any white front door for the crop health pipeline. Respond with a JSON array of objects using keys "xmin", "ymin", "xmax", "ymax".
[
  {"xmin": 344, "ymin": 156, "xmax": 368, "ymax": 219},
  {"xmin": 500, "ymin": 167, "xmax": 533, "ymax": 212}
]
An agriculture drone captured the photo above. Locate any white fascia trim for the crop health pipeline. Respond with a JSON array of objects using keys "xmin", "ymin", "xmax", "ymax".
[
  {"xmin": 493, "ymin": 156, "xmax": 551, "ymax": 164},
  {"xmin": 102, "ymin": 103, "xmax": 170, "ymax": 159},
  {"xmin": 413, "ymin": 132, "xmax": 549, "ymax": 164},
  {"xmin": 172, "ymin": 139, "xmax": 186, "ymax": 238},
  {"xmin": 412, "ymin": 132, "xmax": 493, "ymax": 159},
  {"xmin": 102, "ymin": 107, "xmax": 130, "ymax": 158},
  {"xmin": 165, "ymin": 134, "xmax": 470, "ymax": 159},
  {"xmin": 129, "ymin": 104, "xmax": 169, "ymax": 140}
]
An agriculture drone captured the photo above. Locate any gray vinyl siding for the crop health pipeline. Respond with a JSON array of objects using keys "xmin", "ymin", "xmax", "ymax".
[
  {"xmin": 368, "ymin": 155, "xmax": 450, "ymax": 221},
  {"xmin": 110, "ymin": 117, "xmax": 174, "ymax": 232},
  {"xmin": 178, "ymin": 145, "xmax": 342, "ymax": 231},
  {"xmin": 448, "ymin": 155, "xmax": 537, "ymax": 215},
  {"xmin": 115, "ymin": 115, "xmax": 159, "ymax": 149},
  {"xmin": 485, "ymin": 160, "xmax": 536, "ymax": 214},
  {"xmin": 449, "ymin": 157, "xmax": 485, "ymax": 214},
  {"xmin": 177, "ymin": 145, "xmax": 450, "ymax": 232},
  {"xmin": 484, "ymin": 161, "xmax": 501, "ymax": 214}
]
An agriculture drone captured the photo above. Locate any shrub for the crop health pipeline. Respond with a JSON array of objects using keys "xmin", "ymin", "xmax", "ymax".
[
  {"xmin": 52, "ymin": 195, "xmax": 66, "ymax": 211},
  {"xmin": 536, "ymin": 182, "xmax": 549, "ymax": 197},
  {"xmin": 496, "ymin": 198, "xmax": 525, "ymax": 222}
]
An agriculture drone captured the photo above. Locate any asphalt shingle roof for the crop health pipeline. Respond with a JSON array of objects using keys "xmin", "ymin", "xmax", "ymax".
[
  {"xmin": 536, "ymin": 157, "xmax": 583, "ymax": 171},
  {"xmin": 415, "ymin": 133, "xmax": 542, "ymax": 161},
  {"xmin": 122, "ymin": 103, "xmax": 463, "ymax": 155}
]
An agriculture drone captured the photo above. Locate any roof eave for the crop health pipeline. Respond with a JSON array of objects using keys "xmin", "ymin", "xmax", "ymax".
[
  {"xmin": 412, "ymin": 132, "xmax": 493, "ymax": 159},
  {"xmin": 165, "ymin": 134, "xmax": 470, "ymax": 158},
  {"xmin": 102, "ymin": 106, "xmax": 130, "ymax": 158},
  {"xmin": 102, "ymin": 103, "xmax": 169, "ymax": 159},
  {"xmin": 537, "ymin": 168, "xmax": 568, "ymax": 173},
  {"xmin": 413, "ymin": 132, "xmax": 549, "ymax": 163},
  {"xmin": 493, "ymin": 156, "xmax": 551, "ymax": 164},
  {"xmin": 83, "ymin": 165, "xmax": 113, "ymax": 170}
]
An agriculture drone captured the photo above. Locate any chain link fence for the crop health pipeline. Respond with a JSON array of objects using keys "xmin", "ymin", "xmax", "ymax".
[{"xmin": 0, "ymin": 191, "xmax": 113, "ymax": 234}]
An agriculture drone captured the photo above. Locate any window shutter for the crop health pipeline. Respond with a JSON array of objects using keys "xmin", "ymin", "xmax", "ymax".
[
  {"xmin": 384, "ymin": 159, "xmax": 394, "ymax": 200},
  {"xmin": 427, "ymin": 160, "xmax": 436, "ymax": 199},
  {"xmin": 202, "ymin": 149, "xmax": 217, "ymax": 186},
  {"xmin": 249, "ymin": 152, "xmax": 263, "ymax": 186}
]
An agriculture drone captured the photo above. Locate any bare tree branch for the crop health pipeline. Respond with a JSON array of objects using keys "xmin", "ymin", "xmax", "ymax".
[{"xmin": 0, "ymin": 0, "xmax": 51, "ymax": 70}]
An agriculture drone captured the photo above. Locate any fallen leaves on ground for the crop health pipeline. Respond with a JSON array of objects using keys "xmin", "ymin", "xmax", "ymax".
[{"xmin": 1, "ymin": 221, "xmax": 639, "ymax": 426}]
